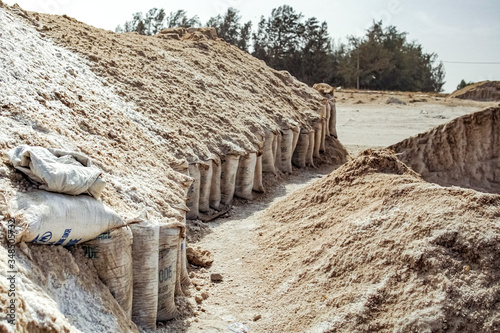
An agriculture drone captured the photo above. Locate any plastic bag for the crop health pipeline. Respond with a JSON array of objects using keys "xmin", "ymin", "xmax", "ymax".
[
  {"xmin": 198, "ymin": 161, "xmax": 213, "ymax": 213},
  {"xmin": 186, "ymin": 164, "xmax": 200, "ymax": 220},
  {"xmin": 157, "ymin": 223, "xmax": 182, "ymax": 321},
  {"xmin": 235, "ymin": 153, "xmax": 256, "ymax": 200},
  {"xmin": 209, "ymin": 157, "xmax": 222, "ymax": 210},
  {"xmin": 220, "ymin": 155, "xmax": 240, "ymax": 205},
  {"xmin": 130, "ymin": 221, "xmax": 159, "ymax": 330}
]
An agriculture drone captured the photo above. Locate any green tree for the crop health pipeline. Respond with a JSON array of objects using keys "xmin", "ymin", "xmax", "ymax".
[
  {"xmin": 336, "ymin": 21, "xmax": 445, "ymax": 92},
  {"xmin": 456, "ymin": 79, "xmax": 474, "ymax": 90},
  {"xmin": 296, "ymin": 19, "xmax": 332, "ymax": 85},
  {"xmin": 145, "ymin": 8, "xmax": 166, "ymax": 35},
  {"xmin": 206, "ymin": 8, "xmax": 252, "ymax": 52},
  {"xmin": 252, "ymin": 6, "xmax": 333, "ymax": 85},
  {"xmin": 165, "ymin": 10, "xmax": 200, "ymax": 28},
  {"xmin": 237, "ymin": 21, "xmax": 253, "ymax": 51},
  {"xmin": 252, "ymin": 6, "xmax": 304, "ymax": 70},
  {"xmin": 116, "ymin": 8, "xmax": 199, "ymax": 35}
]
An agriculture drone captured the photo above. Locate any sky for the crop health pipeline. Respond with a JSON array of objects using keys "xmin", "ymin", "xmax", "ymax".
[{"xmin": 4, "ymin": 0, "xmax": 500, "ymax": 93}]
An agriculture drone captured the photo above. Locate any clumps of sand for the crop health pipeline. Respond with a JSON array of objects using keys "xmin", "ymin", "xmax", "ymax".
[
  {"xmin": 450, "ymin": 81, "xmax": 500, "ymax": 101},
  {"xmin": 390, "ymin": 106, "xmax": 500, "ymax": 194},
  {"xmin": 257, "ymin": 149, "xmax": 500, "ymax": 332},
  {"xmin": 19, "ymin": 7, "xmax": 327, "ymax": 162},
  {"xmin": 0, "ymin": 5, "xmax": 190, "ymax": 221}
]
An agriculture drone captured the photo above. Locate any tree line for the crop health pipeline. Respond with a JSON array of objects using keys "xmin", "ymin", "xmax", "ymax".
[{"xmin": 116, "ymin": 6, "xmax": 445, "ymax": 92}]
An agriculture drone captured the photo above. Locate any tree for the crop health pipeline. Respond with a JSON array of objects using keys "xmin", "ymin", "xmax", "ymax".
[
  {"xmin": 295, "ymin": 19, "xmax": 332, "ymax": 85},
  {"xmin": 252, "ymin": 6, "xmax": 332, "ymax": 85},
  {"xmin": 237, "ymin": 21, "xmax": 253, "ymax": 52},
  {"xmin": 456, "ymin": 79, "xmax": 474, "ymax": 90},
  {"xmin": 116, "ymin": 7, "xmax": 445, "ymax": 92},
  {"xmin": 116, "ymin": 8, "xmax": 199, "ymax": 35},
  {"xmin": 252, "ymin": 6, "xmax": 304, "ymax": 70},
  {"xmin": 335, "ymin": 21, "xmax": 445, "ymax": 92},
  {"xmin": 206, "ymin": 8, "xmax": 252, "ymax": 52},
  {"xmin": 165, "ymin": 10, "xmax": 200, "ymax": 28},
  {"xmin": 145, "ymin": 8, "xmax": 166, "ymax": 35}
]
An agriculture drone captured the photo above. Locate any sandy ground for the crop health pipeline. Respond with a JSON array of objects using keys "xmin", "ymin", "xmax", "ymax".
[
  {"xmin": 165, "ymin": 165, "xmax": 337, "ymax": 332},
  {"xmin": 335, "ymin": 91, "xmax": 497, "ymax": 154},
  {"xmin": 165, "ymin": 93, "xmax": 497, "ymax": 332}
]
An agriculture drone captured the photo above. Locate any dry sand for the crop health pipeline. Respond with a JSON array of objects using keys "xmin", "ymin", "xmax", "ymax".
[
  {"xmin": 184, "ymin": 150, "xmax": 500, "ymax": 333},
  {"xmin": 0, "ymin": 3, "xmax": 189, "ymax": 221},
  {"xmin": 335, "ymin": 90, "xmax": 498, "ymax": 154},
  {"xmin": 448, "ymin": 81, "xmax": 500, "ymax": 101},
  {"xmin": 257, "ymin": 149, "xmax": 500, "ymax": 332},
  {"xmin": 18, "ymin": 6, "xmax": 326, "ymax": 161},
  {"xmin": 1, "ymin": 1, "xmax": 499, "ymax": 332},
  {"xmin": 0, "ymin": 2, "xmax": 335, "ymax": 332},
  {"xmin": 0, "ymin": 242, "xmax": 139, "ymax": 333}
]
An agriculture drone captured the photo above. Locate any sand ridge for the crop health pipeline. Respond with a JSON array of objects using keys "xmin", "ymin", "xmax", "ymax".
[
  {"xmin": 19, "ymin": 7, "xmax": 327, "ymax": 162},
  {"xmin": 390, "ymin": 106, "xmax": 500, "ymax": 194}
]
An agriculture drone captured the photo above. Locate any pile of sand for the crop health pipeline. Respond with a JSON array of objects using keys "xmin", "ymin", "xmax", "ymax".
[
  {"xmin": 449, "ymin": 81, "xmax": 500, "ymax": 102},
  {"xmin": 390, "ymin": 107, "xmax": 500, "ymax": 194},
  {"xmin": 257, "ymin": 149, "xmax": 500, "ymax": 332},
  {"xmin": 16, "ymin": 5, "xmax": 327, "ymax": 162},
  {"xmin": 0, "ymin": 5, "xmax": 184, "ymax": 331},
  {"xmin": 0, "ymin": 2, "xmax": 342, "ymax": 331},
  {"xmin": 0, "ymin": 3, "xmax": 190, "ymax": 221}
]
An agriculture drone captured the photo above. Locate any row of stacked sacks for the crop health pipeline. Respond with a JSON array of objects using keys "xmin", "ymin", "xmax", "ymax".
[
  {"xmin": 185, "ymin": 95, "xmax": 338, "ymax": 220},
  {"xmin": 75, "ymin": 215, "xmax": 190, "ymax": 331}
]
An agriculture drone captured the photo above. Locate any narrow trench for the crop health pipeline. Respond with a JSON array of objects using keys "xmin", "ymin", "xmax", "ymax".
[{"xmin": 164, "ymin": 163, "xmax": 339, "ymax": 332}]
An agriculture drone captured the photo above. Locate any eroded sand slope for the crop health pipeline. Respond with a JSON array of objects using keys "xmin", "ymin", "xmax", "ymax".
[
  {"xmin": 390, "ymin": 107, "xmax": 500, "ymax": 194},
  {"xmin": 450, "ymin": 81, "xmax": 500, "ymax": 101}
]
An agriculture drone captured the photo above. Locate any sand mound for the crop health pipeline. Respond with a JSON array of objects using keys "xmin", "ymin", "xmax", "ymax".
[
  {"xmin": 17, "ymin": 6, "xmax": 327, "ymax": 161},
  {"xmin": 0, "ymin": 2, "xmax": 346, "ymax": 331},
  {"xmin": 0, "ymin": 4, "xmax": 190, "ymax": 221},
  {"xmin": 258, "ymin": 149, "xmax": 500, "ymax": 332},
  {"xmin": 449, "ymin": 81, "xmax": 500, "ymax": 101},
  {"xmin": 0, "ymin": 6, "xmax": 180, "ymax": 331},
  {"xmin": 389, "ymin": 107, "xmax": 500, "ymax": 194}
]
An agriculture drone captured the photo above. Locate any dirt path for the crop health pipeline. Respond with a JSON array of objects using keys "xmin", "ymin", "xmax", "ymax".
[{"xmin": 163, "ymin": 166, "xmax": 336, "ymax": 332}]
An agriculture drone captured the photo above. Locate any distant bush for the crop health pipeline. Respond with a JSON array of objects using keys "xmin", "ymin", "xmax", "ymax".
[{"xmin": 457, "ymin": 79, "xmax": 474, "ymax": 90}]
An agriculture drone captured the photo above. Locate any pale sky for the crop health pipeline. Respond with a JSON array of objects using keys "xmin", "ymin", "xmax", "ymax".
[{"xmin": 4, "ymin": 0, "xmax": 500, "ymax": 93}]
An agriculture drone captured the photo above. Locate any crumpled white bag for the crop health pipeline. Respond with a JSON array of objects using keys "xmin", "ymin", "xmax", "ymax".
[{"xmin": 7, "ymin": 145, "xmax": 106, "ymax": 198}]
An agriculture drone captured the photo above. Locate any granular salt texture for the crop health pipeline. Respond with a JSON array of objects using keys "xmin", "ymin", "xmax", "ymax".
[
  {"xmin": 258, "ymin": 149, "xmax": 500, "ymax": 332},
  {"xmin": 390, "ymin": 106, "xmax": 500, "ymax": 194},
  {"xmin": 0, "ymin": 4, "xmax": 189, "ymax": 221},
  {"xmin": 16, "ymin": 8, "xmax": 331, "ymax": 162},
  {"xmin": 0, "ymin": 241, "xmax": 138, "ymax": 333}
]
